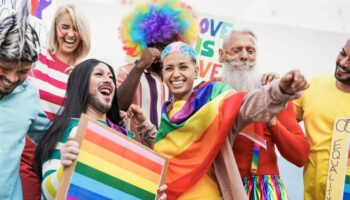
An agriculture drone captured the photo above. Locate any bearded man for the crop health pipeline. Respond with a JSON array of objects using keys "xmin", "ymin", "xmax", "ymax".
[{"xmin": 218, "ymin": 30, "xmax": 310, "ymax": 200}]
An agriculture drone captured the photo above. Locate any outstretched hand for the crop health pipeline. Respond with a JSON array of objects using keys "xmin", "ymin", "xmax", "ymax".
[
  {"xmin": 127, "ymin": 104, "xmax": 147, "ymax": 125},
  {"xmin": 279, "ymin": 70, "xmax": 309, "ymax": 95}
]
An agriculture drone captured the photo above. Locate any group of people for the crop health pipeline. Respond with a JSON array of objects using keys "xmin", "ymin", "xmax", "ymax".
[{"xmin": 0, "ymin": 0, "xmax": 349, "ymax": 200}]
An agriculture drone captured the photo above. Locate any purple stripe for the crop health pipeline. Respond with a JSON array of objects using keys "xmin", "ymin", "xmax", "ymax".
[
  {"xmin": 106, "ymin": 119, "xmax": 128, "ymax": 136},
  {"xmin": 145, "ymin": 73, "xmax": 159, "ymax": 128},
  {"xmin": 169, "ymin": 94, "xmax": 196, "ymax": 123},
  {"xmin": 271, "ymin": 175, "xmax": 282, "ymax": 199},
  {"xmin": 165, "ymin": 81, "xmax": 215, "ymax": 124}
]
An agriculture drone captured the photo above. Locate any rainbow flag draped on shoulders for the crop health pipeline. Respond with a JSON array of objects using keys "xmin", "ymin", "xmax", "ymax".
[{"xmin": 154, "ymin": 80, "xmax": 246, "ymax": 199}]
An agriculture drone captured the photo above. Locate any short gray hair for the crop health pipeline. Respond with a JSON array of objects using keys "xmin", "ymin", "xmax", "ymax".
[
  {"xmin": 0, "ymin": 0, "xmax": 40, "ymax": 63},
  {"xmin": 222, "ymin": 29, "xmax": 257, "ymax": 49}
]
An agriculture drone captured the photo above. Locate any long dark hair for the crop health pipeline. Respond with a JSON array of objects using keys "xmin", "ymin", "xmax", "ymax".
[{"xmin": 34, "ymin": 59, "xmax": 121, "ymax": 177}]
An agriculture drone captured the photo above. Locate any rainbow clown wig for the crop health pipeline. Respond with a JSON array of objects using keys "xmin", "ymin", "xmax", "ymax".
[{"xmin": 119, "ymin": 0, "xmax": 199, "ymax": 57}]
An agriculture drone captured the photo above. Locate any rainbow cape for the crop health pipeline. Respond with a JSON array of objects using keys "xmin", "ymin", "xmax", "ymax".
[{"xmin": 154, "ymin": 81, "xmax": 246, "ymax": 199}]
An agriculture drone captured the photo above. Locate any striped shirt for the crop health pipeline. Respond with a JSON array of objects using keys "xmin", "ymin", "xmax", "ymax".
[
  {"xmin": 30, "ymin": 50, "xmax": 69, "ymax": 121},
  {"xmin": 117, "ymin": 63, "xmax": 171, "ymax": 132},
  {"xmin": 41, "ymin": 119, "xmax": 79, "ymax": 200}
]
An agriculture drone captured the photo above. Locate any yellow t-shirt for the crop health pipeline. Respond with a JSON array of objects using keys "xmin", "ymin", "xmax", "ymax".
[
  {"xmin": 169, "ymin": 100, "xmax": 221, "ymax": 200},
  {"xmin": 294, "ymin": 75, "xmax": 350, "ymax": 200}
]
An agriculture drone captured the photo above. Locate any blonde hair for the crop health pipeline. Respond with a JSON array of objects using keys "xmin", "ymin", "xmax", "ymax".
[{"xmin": 48, "ymin": 4, "xmax": 90, "ymax": 61}]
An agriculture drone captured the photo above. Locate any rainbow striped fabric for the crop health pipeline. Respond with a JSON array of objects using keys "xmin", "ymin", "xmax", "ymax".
[
  {"xmin": 242, "ymin": 175, "xmax": 288, "ymax": 200},
  {"xmin": 154, "ymin": 81, "xmax": 246, "ymax": 199},
  {"xmin": 343, "ymin": 147, "xmax": 350, "ymax": 199},
  {"xmin": 58, "ymin": 115, "xmax": 168, "ymax": 200}
]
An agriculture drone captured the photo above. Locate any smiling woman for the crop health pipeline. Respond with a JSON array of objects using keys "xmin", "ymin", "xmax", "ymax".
[
  {"xmin": 20, "ymin": 4, "xmax": 91, "ymax": 200},
  {"xmin": 153, "ymin": 41, "xmax": 310, "ymax": 200}
]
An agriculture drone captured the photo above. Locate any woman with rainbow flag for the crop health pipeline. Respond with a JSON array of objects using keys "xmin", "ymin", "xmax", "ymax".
[{"xmin": 151, "ymin": 41, "xmax": 309, "ymax": 199}]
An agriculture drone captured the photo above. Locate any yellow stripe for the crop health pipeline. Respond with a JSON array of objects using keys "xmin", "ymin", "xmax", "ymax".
[
  {"xmin": 78, "ymin": 150, "xmax": 158, "ymax": 193},
  {"xmin": 154, "ymin": 91, "xmax": 231, "ymax": 158},
  {"xmin": 57, "ymin": 166, "xmax": 63, "ymax": 181},
  {"xmin": 81, "ymin": 140, "xmax": 161, "ymax": 184},
  {"xmin": 44, "ymin": 174, "xmax": 57, "ymax": 198},
  {"xmin": 347, "ymin": 167, "xmax": 350, "ymax": 176}
]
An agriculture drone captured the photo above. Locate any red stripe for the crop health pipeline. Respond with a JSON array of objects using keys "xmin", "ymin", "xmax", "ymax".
[
  {"xmin": 32, "ymin": 69, "xmax": 67, "ymax": 90},
  {"xmin": 39, "ymin": 54, "xmax": 68, "ymax": 73},
  {"xmin": 39, "ymin": 90, "xmax": 65, "ymax": 108},
  {"xmin": 84, "ymin": 129, "xmax": 163, "ymax": 174},
  {"xmin": 45, "ymin": 112, "xmax": 56, "ymax": 121}
]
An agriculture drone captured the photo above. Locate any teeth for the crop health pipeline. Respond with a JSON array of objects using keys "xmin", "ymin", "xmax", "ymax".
[
  {"xmin": 172, "ymin": 80, "xmax": 184, "ymax": 85},
  {"xmin": 2, "ymin": 79, "xmax": 12, "ymax": 86},
  {"xmin": 64, "ymin": 38, "xmax": 75, "ymax": 44},
  {"xmin": 100, "ymin": 89, "xmax": 110, "ymax": 95},
  {"xmin": 99, "ymin": 86, "xmax": 112, "ymax": 95}
]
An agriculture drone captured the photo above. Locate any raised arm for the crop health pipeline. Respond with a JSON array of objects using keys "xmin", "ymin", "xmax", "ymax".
[
  {"xmin": 117, "ymin": 48, "xmax": 160, "ymax": 111},
  {"xmin": 233, "ymin": 69, "xmax": 309, "ymax": 132}
]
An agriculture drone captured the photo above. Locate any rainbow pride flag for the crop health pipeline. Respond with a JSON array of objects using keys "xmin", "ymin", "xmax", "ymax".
[
  {"xmin": 154, "ymin": 81, "xmax": 246, "ymax": 199},
  {"xmin": 343, "ymin": 146, "xmax": 350, "ymax": 200},
  {"xmin": 57, "ymin": 114, "xmax": 168, "ymax": 200}
]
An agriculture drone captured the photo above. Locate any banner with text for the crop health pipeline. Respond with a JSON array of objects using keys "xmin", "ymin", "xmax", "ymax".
[
  {"xmin": 194, "ymin": 13, "xmax": 234, "ymax": 81},
  {"xmin": 326, "ymin": 118, "xmax": 350, "ymax": 200}
]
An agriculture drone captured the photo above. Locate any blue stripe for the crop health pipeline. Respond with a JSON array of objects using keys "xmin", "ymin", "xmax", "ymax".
[
  {"xmin": 68, "ymin": 184, "xmax": 111, "ymax": 200},
  {"xmin": 343, "ymin": 191, "xmax": 350, "ymax": 200},
  {"xmin": 70, "ymin": 172, "xmax": 140, "ymax": 200},
  {"xmin": 344, "ymin": 183, "xmax": 350, "ymax": 193}
]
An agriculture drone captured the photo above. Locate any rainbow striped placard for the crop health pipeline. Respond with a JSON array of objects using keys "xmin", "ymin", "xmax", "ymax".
[
  {"xmin": 343, "ymin": 145, "xmax": 350, "ymax": 200},
  {"xmin": 56, "ymin": 114, "xmax": 168, "ymax": 200}
]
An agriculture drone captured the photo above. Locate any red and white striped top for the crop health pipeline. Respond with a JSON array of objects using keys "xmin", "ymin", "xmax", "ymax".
[{"xmin": 30, "ymin": 50, "xmax": 69, "ymax": 121}]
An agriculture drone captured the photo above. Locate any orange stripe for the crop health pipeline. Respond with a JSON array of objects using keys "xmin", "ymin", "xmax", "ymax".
[
  {"xmin": 81, "ymin": 140, "xmax": 161, "ymax": 184},
  {"xmin": 165, "ymin": 115, "xmax": 222, "ymax": 183},
  {"xmin": 84, "ymin": 130, "xmax": 162, "ymax": 174}
]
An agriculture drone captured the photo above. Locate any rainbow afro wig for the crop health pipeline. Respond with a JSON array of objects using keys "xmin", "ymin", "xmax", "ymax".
[{"xmin": 119, "ymin": 0, "xmax": 199, "ymax": 57}]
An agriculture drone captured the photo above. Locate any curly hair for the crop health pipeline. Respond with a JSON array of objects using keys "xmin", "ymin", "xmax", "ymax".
[{"xmin": 120, "ymin": 0, "xmax": 199, "ymax": 57}]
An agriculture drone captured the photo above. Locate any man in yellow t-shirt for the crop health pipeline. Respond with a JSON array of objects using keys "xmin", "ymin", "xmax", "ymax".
[{"xmin": 294, "ymin": 39, "xmax": 350, "ymax": 200}]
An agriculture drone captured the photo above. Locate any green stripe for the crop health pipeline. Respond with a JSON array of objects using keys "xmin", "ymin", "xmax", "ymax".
[
  {"xmin": 345, "ymin": 175, "xmax": 350, "ymax": 184},
  {"xmin": 210, "ymin": 82, "xmax": 230, "ymax": 101},
  {"xmin": 49, "ymin": 150, "xmax": 60, "ymax": 160},
  {"xmin": 43, "ymin": 169, "xmax": 56, "ymax": 180},
  {"xmin": 155, "ymin": 114, "xmax": 186, "ymax": 142},
  {"xmin": 75, "ymin": 162, "xmax": 155, "ymax": 199}
]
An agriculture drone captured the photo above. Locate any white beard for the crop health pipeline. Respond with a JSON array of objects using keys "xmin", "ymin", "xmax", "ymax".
[{"xmin": 221, "ymin": 61, "xmax": 258, "ymax": 92}]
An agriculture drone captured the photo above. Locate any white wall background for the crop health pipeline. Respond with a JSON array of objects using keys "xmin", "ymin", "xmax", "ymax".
[
  {"xmin": 53, "ymin": 0, "xmax": 350, "ymax": 79},
  {"xmin": 50, "ymin": 1, "xmax": 350, "ymax": 199}
]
